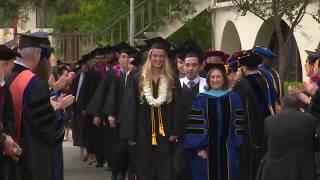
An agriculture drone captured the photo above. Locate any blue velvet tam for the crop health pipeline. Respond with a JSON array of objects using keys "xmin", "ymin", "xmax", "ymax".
[{"xmin": 252, "ymin": 46, "xmax": 277, "ymax": 59}]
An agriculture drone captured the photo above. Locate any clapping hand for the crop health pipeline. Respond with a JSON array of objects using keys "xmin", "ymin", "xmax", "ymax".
[
  {"xmin": 48, "ymin": 74, "xmax": 72, "ymax": 92},
  {"xmin": 58, "ymin": 93, "xmax": 75, "ymax": 109},
  {"xmin": 288, "ymin": 86, "xmax": 301, "ymax": 97},
  {"xmin": 3, "ymin": 134, "xmax": 18, "ymax": 157},
  {"xmin": 50, "ymin": 93, "xmax": 75, "ymax": 111},
  {"xmin": 302, "ymin": 80, "xmax": 318, "ymax": 96},
  {"xmin": 93, "ymin": 117, "xmax": 101, "ymax": 127},
  {"xmin": 109, "ymin": 119, "xmax": 116, "ymax": 128},
  {"xmin": 197, "ymin": 150, "xmax": 208, "ymax": 160},
  {"xmin": 297, "ymin": 92, "xmax": 311, "ymax": 105}
]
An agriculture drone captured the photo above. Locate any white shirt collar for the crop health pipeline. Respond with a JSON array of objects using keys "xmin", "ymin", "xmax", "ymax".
[
  {"xmin": 14, "ymin": 59, "xmax": 28, "ymax": 68},
  {"xmin": 184, "ymin": 75, "xmax": 200, "ymax": 85}
]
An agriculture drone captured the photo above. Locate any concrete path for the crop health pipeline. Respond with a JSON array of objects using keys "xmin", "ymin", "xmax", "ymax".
[{"xmin": 63, "ymin": 140, "xmax": 112, "ymax": 180}]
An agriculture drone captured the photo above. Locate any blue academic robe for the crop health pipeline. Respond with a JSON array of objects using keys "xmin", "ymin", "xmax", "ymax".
[
  {"xmin": 258, "ymin": 64, "xmax": 283, "ymax": 110},
  {"xmin": 245, "ymin": 72, "xmax": 276, "ymax": 117},
  {"xmin": 184, "ymin": 90, "xmax": 246, "ymax": 180}
]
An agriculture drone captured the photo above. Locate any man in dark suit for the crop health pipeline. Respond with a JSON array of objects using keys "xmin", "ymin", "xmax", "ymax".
[{"xmin": 256, "ymin": 95, "xmax": 318, "ymax": 180}]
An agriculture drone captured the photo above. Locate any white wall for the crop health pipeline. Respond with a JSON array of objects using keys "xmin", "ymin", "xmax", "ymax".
[
  {"xmin": 0, "ymin": 8, "xmax": 53, "ymax": 44},
  {"xmin": 212, "ymin": 1, "xmax": 320, "ymax": 80}
]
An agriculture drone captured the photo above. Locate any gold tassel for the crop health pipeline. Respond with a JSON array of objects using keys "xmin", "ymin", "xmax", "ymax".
[
  {"xmin": 151, "ymin": 106, "xmax": 157, "ymax": 145},
  {"xmin": 268, "ymin": 105, "xmax": 275, "ymax": 116},
  {"xmin": 158, "ymin": 107, "xmax": 166, "ymax": 136},
  {"xmin": 152, "ymin": 133, "xmax": 157, "ymax": 145},
  {"xmin": 275, "ymin": 103, "xmax": 281, "ymax": 114}
]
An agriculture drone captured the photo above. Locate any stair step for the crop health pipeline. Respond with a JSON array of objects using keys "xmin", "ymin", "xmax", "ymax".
[
  {"xmin": 170, "ymin": 11, "xmax": 183, "ymax": 17},
  {"xmin": 135, "ymin": 38, "xmax": 147, "ymax": 46},
  {"xmin": 144, "ymin": 32, "xmax": 160, "ymax": 39}
]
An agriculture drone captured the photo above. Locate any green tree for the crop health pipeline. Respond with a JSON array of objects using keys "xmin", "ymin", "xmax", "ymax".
[
  {"xmin": 168, "ymin": 10, "xmax": 212, "ymax": 49},
  {"xmin": 233, "ymin": 0, "xmax": 320, "ymax": 81}
]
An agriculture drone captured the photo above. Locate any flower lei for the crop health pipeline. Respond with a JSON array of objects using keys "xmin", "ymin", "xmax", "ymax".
[{"xmin": 143, "ymin": 75, "xmax": 168, "ymax": 107}]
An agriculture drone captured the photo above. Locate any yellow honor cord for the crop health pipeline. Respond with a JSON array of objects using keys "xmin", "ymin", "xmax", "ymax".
[
  {"xmin": 150, "ymin": 80, "xmax": 166, "ymax": 145},
  {"xmin": 151, "ymin": 106, "xmax": 157, "ymax": 145},
  {"xmin": 268, "ymin": 105, "xmax": 275, "ymax": 116},
  {"xmin": 158, "ymin": 107, "xmax": 166, "ymax": 136}
]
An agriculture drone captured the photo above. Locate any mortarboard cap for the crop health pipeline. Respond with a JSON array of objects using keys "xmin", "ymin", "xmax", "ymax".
[
  {"xmin": 0, "ymin": 45, "xmax": 20, "ymax": 61},
  {"xmin": 170, "ymin": 38, "xmax": 195, "ymax": 60},
  {"xmin": 31, "ymin": 31, "xmax": 51, "ymax": 47},
  {"xmin": 253, "ymin": 46, "xmax": 277, "ymax": 59},
  {"xmin": 306, "ymin": 50, "xmax": 320, "ymax": 65},
  {"xmin": 203, "ymin": 50, "xmax": 225, "ymax": 60},
  {"xmin": 180, "ymin": 40, "xmax": 204, "ymax": 63},
  {"xmin": 226, "ymin": 51, "xmax": 242, "ymax": 73},
  {"xmin": 103, "ymin": 45, "xmax": 114, "ymax": 54},
  {"xmin": 94, "ymin": 47, "xmax": 106, "ymax": 58},
  {"xmin": 130, "ymin": 45, "xmax": 149, "ymax": 67},
  {"xmin": 113, "ymin": 42, "xmax": 137, "ymax": 55},
  {"xmin": 77, "ymin": 54, "xmax": 90, "ymax": 65},
  {"xmin": 204, "ymin": 63, "xmax": 227, "ymax": 74},
  {"xmin": 145, "ymin": 37, "xmax": 171, "ymax": 53},
  {"xmin": 223, "ymin": 53, "xmax": 230, "ymax": 62},
  {"xmin": 238, "ymin": 50, "xmax": 263, "ymax": 68},
  {"xmin": 18, "ymin": 33, "xmax": 50, "ymax": 49}
]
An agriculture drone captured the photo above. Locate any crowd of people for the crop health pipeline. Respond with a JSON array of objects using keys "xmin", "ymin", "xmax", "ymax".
[{"xmin": 0, "ymin": 32, "xmax": 320, "ymax": 180}]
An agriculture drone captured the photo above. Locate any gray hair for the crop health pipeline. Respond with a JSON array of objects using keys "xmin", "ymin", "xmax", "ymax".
[
  {"xmin": 281, "ymin": 95, "xmax": 304, "ymax": 111},
  {"xmin": 18, "ymin": 47, "xmax": 41, "ymax": 59}
]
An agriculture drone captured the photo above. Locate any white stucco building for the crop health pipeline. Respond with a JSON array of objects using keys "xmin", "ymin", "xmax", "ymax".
[{"xmin": 1, "ymin": 0, "xmax": 319, "ymax": 80}]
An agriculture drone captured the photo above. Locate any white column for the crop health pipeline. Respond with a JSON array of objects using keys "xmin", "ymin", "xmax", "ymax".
[{"xmin": 129, "ymin": 0, "xmax": 135, "ymax": 46}]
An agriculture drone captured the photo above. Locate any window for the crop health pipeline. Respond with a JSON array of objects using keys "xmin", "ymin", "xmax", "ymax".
[{"xmin": 36, "ymin": 6, "xmax": 55, "ymax": 28}]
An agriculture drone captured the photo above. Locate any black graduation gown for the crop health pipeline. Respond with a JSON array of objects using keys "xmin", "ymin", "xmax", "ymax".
[
  {"xmin": 79, "ymin": 69, "xmax": 102, "ymax": 154},
  {"xmin": 232, "ymin": 75, "xmax": 266, "ymax": 180},
  {"xmin": 256, "ymin": 110, "xmax": 317, "ymax": 180},
  {"xmin": 103, "ymin": 71, "xmax": 129, "ymax": 170},
  {"xmin": 103, "ymin": 71, "xmax": 126, "ymax": 118},
  {"xmin": 70, "ymin": 74, "xmax": 86, "ymax": 147},
  {"xmin": 0, "ymin": 86, "xmax": 15, "ymax": 136},
  {"xmin": 0, "ymin": 85, "xmax": 15, "ymax": 180},
  {"xmin": 120, "ymin": 73, "xmax": 182, "ymax": 180},
  {"xmin": 6, "ymin": 64, "xmax": 59, "ymax": 180},
  {"xmin": 86, "ymin": 70, "xmax": 116, "ymax": 163},
  {"xmin": 173, "ymin": 82, "xmax": 200, "ymax": 180}
]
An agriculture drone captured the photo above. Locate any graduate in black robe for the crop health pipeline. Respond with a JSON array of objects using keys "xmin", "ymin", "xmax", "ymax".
[
  {"xmin": 86, "ymin": 46, "xmax": 117, "ymax": 167},
  {"xmin": 0, "ymin": 45, "xmax": 17, "ymax": 180},
  {"xmin": 232, "ymin": 51, "xmax": 271, "ymax": 180},
  {"xmin": 6, "ymin": 34, "xmax": 59, "ymax": 180},
  {"xmin": 174, "ymin": 40, "xmax": 206, "ymax": 180},
  {"xmin": 102, "ymin": 43, "xmax": 137, "ymax": 180},
  {"xmin": 70, "ymin": 57, "xmax": 89, "ymax": 150},
  {"xmin": 120, "ymin": 37, "xmax": 183, "ymax": 180}
]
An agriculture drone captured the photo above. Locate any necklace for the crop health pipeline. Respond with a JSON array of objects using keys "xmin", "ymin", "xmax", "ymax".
[{"xmin": 143, "ymin": 75, "xmax": 168, "ymax": 107}]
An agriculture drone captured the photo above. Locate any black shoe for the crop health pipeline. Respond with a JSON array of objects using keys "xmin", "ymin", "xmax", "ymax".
[
  {"xmin": 112, "ymin": 171, "xmax": 118, "ymax": 180},
  {"xmin": 111, "ymin": 175, "xmax": 117, "ymax": 180},
  {"xmin": 128, "ymin": 173, "xmax": 135, "ymax": 180},
  {"xmin": 118, "ymin": 171, "xmax": 126, "ymax": 180}
]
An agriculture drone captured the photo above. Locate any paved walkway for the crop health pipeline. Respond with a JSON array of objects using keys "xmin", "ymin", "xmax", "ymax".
[{"xmin": 63, "ymin": 140, "xmax": 112, "ymax": 180}]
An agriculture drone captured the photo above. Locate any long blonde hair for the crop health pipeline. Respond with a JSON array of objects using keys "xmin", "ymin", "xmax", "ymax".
[{"xmin": 139, "ymin": 49, "xmax": 174, "ymax": 104}]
